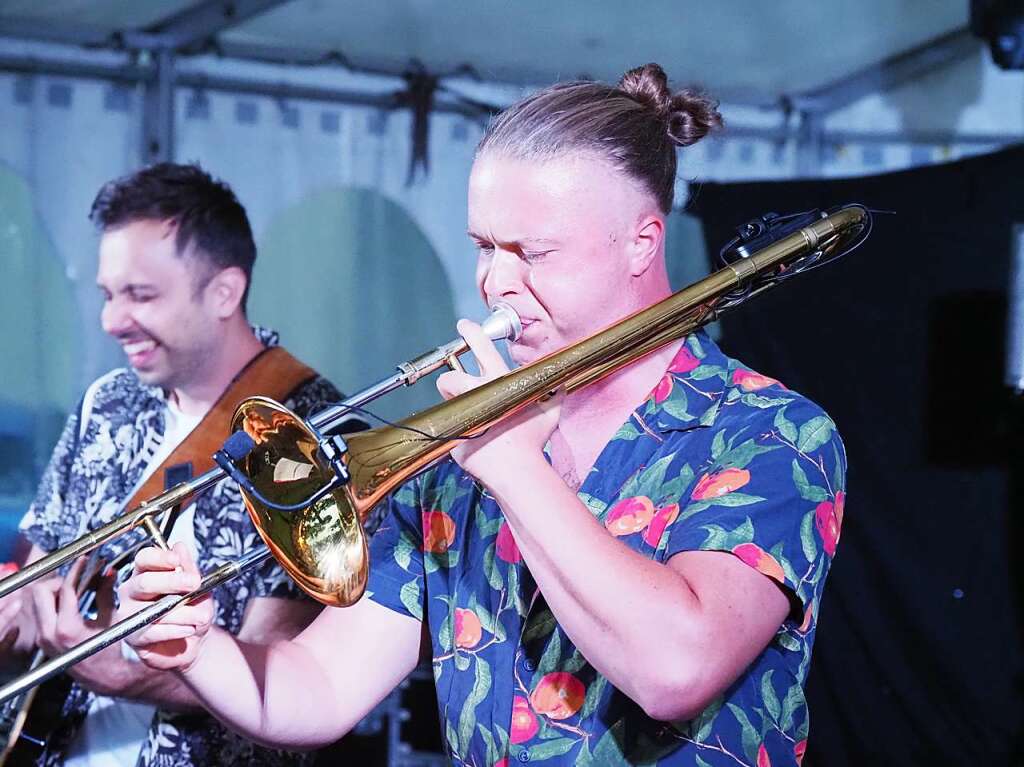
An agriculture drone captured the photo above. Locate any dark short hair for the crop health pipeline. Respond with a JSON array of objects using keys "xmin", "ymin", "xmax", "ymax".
[
  {"xmin": 89, "ymin": 162, "xmax": 256, "ymax": 310},
  {"xmin": 478, "ymin": 63, "xmax": 723, "ymax": 214}
]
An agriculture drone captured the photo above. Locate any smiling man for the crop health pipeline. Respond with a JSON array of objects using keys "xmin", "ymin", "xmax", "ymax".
[{"xmin": 0, "ymin": 163, "xmax": 363, "ymax": 767}]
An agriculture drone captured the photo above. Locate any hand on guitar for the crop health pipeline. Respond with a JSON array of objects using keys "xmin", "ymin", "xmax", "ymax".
[
  {"xmin": 29, "ymin": 557, "xmax": 121, "ymax": 695},
  {"xmin": 0, "ymin": 592, "xmax": 23, "ymax": 658},
  {"xmin": 118, "ymin": 543, "xmax": 213, "ymax": 673}
]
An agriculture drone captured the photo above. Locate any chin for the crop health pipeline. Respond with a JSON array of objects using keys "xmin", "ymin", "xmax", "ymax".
[{"xmin": 132, "ymin": 366, "xmax": 169, "ymax": 387}]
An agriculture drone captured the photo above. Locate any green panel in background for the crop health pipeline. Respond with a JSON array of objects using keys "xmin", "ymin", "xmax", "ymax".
[
  {"xmin": 253, "ymin": 187, "xmax": 458, "ymax": 422},
  {"xmin": 0, "ymin": 165, "xmax": 79, "ymax": 557}
]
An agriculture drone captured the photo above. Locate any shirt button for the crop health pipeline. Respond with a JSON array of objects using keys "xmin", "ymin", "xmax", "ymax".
[
  {"xmin": 524, "ymin": 659, "xmax": 535, "ymax": 672},
  {"xmin": 518, "ymin": 749, "xmax": 531, "ymax": 763}
]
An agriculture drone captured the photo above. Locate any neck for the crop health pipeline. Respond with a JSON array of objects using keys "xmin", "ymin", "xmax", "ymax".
[{"xmin": 170, "ymin": 318, "xmax": 264, "ymax": 416}]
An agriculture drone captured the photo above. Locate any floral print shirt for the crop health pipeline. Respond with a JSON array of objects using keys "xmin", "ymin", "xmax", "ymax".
[
  {"xmin": 366, "ymin": 331, "xmax": 846, "ymax": 767},
  {"xmin": 19, "ymin": 328, "xmax": 355, "ymax": 767}
]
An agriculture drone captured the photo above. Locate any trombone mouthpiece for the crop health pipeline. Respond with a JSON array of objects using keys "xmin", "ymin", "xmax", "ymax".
[{"xmin": 483, "ymin": 302, "xmax": 522, "ymax": 343}]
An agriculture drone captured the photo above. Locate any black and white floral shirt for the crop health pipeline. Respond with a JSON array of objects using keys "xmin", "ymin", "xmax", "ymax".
[{"xmin": 20, "ymin": 328, "xmax": 363, "ymax": 767}]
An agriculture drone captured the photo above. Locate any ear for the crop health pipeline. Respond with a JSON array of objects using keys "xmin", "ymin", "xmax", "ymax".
[
  {"xmin": 628, "ymin": 214, "xmax": 665, "ymax": 278},
  {"xmin": 204, "ymin": 266, "xmax": 247, "ymax": 319}
]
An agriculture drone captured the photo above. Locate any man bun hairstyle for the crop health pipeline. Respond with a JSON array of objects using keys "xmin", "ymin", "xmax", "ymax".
[
  {"xmin": 477, "ymin": 62, "xmax": 722, "ymax": 213},
  {"xmin": 89, "ymin": 162, "xmax": 257, "ymax": 311}
]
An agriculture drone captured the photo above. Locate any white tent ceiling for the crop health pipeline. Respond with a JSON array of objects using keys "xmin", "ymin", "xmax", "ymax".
[{"xmin": 0, "ymin": 0, "xmax": 970, "ymax": 104}]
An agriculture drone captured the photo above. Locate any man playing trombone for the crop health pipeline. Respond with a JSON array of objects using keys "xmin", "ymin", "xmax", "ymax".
[
  {"xmin": 119, "ymin": 65, "xmax": 846, "ymax": 766},
  {"xmin": 0, "ymin": 163, "xmax": 363, "ymax": 767}
]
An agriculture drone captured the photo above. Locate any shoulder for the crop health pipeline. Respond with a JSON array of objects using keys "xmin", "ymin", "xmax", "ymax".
[
  {"xmin": 716, "ymin": 352, "xmax": 843, "ymax": 453},
  {"xmin": 79, "ymin": 367, "xmax": 160, "ymax": 423},
  {"xmin": 282, "ymin": 375, "xmax": 349, "ymax": 420}
]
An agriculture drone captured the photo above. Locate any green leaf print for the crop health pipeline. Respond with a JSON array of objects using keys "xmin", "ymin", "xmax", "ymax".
[
  {"xmin": 699, "ymin": 518, "xmax": 755, "ymax": 551},
  {"xmin": 833, "ymin": 441, "xmax": 845, "ymax": 491},
  {"xmin": 726, "ymin": 702, "xmax": 762, "ymax": 764},
  {"xmin": 445, "ymin": 718, "xmax": 459, "ymax": 756},
  {"xmin": 613, "ymin": 421, "xmax": 643, "ymax": 441},
  {"xmin": 777, "ymin": 633, "xmax": 802, "ymax": 652},
  {"xmin": 579, "ymin": 675, "xmax": 608, "ymax": 720},
  {"xmin": 531, "ymin": 629, "xmax": 563, "ymax": 688},
  {"xmin": 657, "ymin": 464, "xmax": 695, "ymax": 506},
  {"xmin": 705, "ymin": 491, "xmax": 765, "ymax": 508},
  {"xmin": 689, "ymin": 363, "xmax": 725, "ymax": 381},
  {"xmin": 457, "ymin": 655, "xmax": 492, "ymax": 756},
  {"xmin": 394, "ymin": 532, "xmax": 415, "ymax": 571},
  {"xmin": 578, "ymin": 492, "xmax": 608, "ymax": 519},
  {"xmin": 761, "ymin": 670, "xmax": 781, "ymax": 723},
  {"xmin": 399, "ymin": 580, "xmax": 422, "ymax": 620},
  {"xmin": 792, "ymin": 459, "xmax": 829, "ymax": 502},
  {"xmin": 687, "ymin": 333, "xmax": 706, "ymax": 358},
  {"xmin": 454, "ymin": 651, "xmax": 471, "ymax": 672},
  {"xmin": 695, "ymin": 756, "xmax": 714, "ymax": 767},
  {"xmin": 688, "ymin": 694, "xmax": 724, "ymax": 743},
  {"xmin": 478, "ymin": 724, "xmax": 500, "ymax": 766},
  {"xmin": 780, "ymin": 681, "xmax": 804, "ymax": 732},
  {"xmin": 563, "ymin": 649, "xmax": 587, "ymax": 674},
  {"xmin": 711, "ymin": 430, "xmax": 726, "ymax": 461},
  {"xmin": 661, "ymin": 397, "xmax": 695, "ymax": 422},
  {"xmin": 636, "ymin": 454, "xmax": 677, "ymax": 495},
  {"xmin": 716, "ymin": 439, "xmax": 779, "ymax": 471},
  {"xmin": 741, "ymin": 393, "xmax": 793, "ymax": 409},
  {"xmin": 527, "ymin": 737, "xmax": 578, "ymax": 759},
  {"xmin": 800, "ymin": 509, "xmax": 818, "ymax": 562},
  {"xmin": 774, "ymin": 408, "xmax": 799, "ymax": 443},
  {"xmin": 587, "ymin": 719, "xmax": 630, "ymax": 767},
  {"xmin": 483, "ymin": 543, "xmax": 505, "ymax": 591},
  {"xmin": 522, "ymin": 609, "xmax": 557, "ymax": 644},
  {"xmin": 797, "ymin": 415, "xmax": 835, "ymax": 454},
  {"xmin": 425, "ymin": 549, "xmax": 460, "ymax": 574},
  {"xmin": 392, "ymin": 482, "xmax": 418, "ymax": 507}
]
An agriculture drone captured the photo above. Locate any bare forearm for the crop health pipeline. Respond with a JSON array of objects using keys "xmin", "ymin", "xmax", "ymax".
[
  {"xmin": 487, "ymin": 454, "xmax": 703, "ymax": 701},
  {"xmin": 177, "ymin": 627, "xmax": 344, "ymax": 750}
]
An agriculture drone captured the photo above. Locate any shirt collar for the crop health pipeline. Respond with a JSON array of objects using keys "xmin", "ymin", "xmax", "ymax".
[{"xmin": 637, "ymin": 330, "xmax": 729, "ymax": 435}]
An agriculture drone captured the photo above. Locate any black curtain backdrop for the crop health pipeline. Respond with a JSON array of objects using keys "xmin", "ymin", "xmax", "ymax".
[{"xmin": 688, "ymin": 145, "xmax": 1024, "ymax": 766}]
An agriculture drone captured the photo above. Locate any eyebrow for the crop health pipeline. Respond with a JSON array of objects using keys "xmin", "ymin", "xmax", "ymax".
[
  {"xmin": 96, "ymin": 282, "xmax": 160, "ymax": 293},
  {"xmin": 466, "ymin": 230, "xmax": 560, "ymax": 247}
]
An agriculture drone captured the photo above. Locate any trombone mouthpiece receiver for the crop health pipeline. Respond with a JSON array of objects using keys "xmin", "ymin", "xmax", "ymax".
[{"xmin": 483, "ymin": 302, "xmax": 522, "ymax": 343}]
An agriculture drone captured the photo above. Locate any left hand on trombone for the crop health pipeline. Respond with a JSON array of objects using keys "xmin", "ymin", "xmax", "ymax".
[{"xmin": 437, "ymin": 319, "xmax": 561, "ymax": 488}]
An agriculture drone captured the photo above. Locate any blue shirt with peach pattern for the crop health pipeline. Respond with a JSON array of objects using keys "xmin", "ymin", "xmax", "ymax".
[{"xmin": 366, "ymin": 330, "xmax": 845, "ymax": 767}]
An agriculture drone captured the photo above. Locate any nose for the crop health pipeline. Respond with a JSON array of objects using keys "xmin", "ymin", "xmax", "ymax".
[
  {"xmin": 101, "ymin": 296, "xmax": 132, "ymax": 337},
  {"xmin": 481, "ymin": 248, "xmax": 526, "ymax": 303}
]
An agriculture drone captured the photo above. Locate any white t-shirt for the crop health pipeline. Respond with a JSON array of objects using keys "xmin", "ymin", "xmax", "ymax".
[{"xmin": 64, "ymin": 400, "xmax": 203, "ymax": 767}]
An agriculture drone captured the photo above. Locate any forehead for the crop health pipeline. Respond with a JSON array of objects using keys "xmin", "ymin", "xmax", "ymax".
[
  {"xmin": 467, "ymin": 153, "xmax": 640, "ymax": 238},
  {"xmin": 96, "ymin": 219, "xmax": 197, "ymax": 285}
]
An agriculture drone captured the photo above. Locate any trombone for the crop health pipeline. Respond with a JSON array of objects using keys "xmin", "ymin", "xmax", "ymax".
[{"xmin": 0, "ymin": 203, "xmax": 871, "ymax": 705}]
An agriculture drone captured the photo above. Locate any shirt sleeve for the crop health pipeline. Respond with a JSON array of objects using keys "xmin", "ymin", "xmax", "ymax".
[
  {"xmin": 663, "ymin": 398, "xmax": 847, "ymax": 619},
  {"xmin": 19, "ymin": 406, "xmax": 81, "ymax": 552},
  {"xmin": 365, "ymin": 475, "xmax": 426, "ymax": 621}
]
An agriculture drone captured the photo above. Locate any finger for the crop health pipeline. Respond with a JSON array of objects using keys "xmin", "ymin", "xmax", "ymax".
[
  {"xmin": 124, "ymin": 569, "xmax": 201, "ymax": 601},
  {"xmin": 457, "ymin": 320, "xmax": 508, "ymax": 377},
  {"xmin": 0, "ymin": 595, "xmax": 22, "ymax": 627},
  {"xmin": 134, "ymin": 601, "xmax": 210, "ymax": 629},
  {"xmin": 57, "ymin": 560, "xmax": 83, "ymax": 616},
  {"xmin": 30, "ymin": 582, "xmax": 58, "ymax": 646},
  {"xmin": 133, "ymin": 546, "xmax": 182, "ymax": 574},
  {"xmin": 130, "ymin": 624, "xmax": 196, "ymax": 646},
  {"xmin": 436, "ymin": 370, "xmax": 482, "ymax": 401},
  {"xmin": 172, "ymin": 543, "xmax": 200, "ymax": 580}
]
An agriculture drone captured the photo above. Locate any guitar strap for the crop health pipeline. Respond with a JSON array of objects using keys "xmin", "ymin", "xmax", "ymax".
[{"xmin": 124, "ymin": 346, "xmax": 316, "ymax": 516}]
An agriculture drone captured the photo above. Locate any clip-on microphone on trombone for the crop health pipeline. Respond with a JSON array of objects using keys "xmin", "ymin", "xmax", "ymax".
[{"xmin": 213, "ymin": 427, "xmax": 351, "ymax": 513}]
